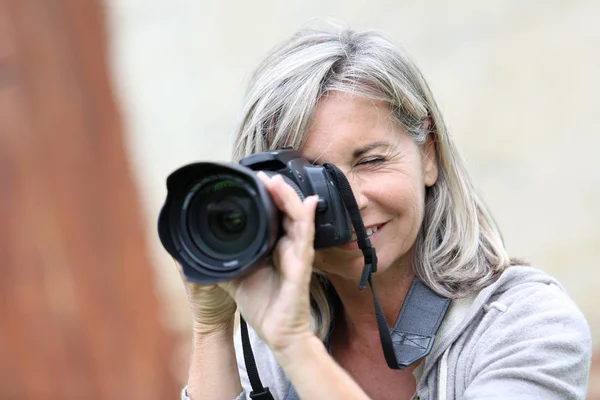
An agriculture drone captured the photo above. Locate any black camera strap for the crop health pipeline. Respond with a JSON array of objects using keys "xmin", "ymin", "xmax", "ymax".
[
  {"xmin": 239, "ymin": 163, "xmax": 449, "ymax": 399},
  {"xmin": 240, "ymin": 317, "xmax": 274, "ymax": 400}
]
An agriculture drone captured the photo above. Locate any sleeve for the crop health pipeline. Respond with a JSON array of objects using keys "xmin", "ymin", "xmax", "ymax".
[
  {"xmin": 464, "ymin": 282, "xmax": 592, "ymax": 400},
  {"xmin": 180, "ymin": 386, "xmax": 245, "ymax": 400}
]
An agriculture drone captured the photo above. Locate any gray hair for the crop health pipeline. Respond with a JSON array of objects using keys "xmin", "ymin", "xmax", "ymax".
[{"xmin": 233, "ymin": 25, "xmax": 521, "ymax": 340}]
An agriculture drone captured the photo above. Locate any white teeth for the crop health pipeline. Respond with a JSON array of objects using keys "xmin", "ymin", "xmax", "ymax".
[
  {"xmin": 350, "ymin": 225, "xmax": 379, "ymax": 241},
  {"xmin": 366, "ymin": 226, "xmax": 378, "ymax": 236}
]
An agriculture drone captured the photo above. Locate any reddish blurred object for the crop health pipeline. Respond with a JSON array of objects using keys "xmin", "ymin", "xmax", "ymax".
[{"xmin": 0, "ymin": 1, "xmax": 178, "ymax": 399}]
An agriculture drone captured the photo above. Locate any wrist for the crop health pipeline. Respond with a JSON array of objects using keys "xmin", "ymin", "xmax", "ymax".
[
  {"xmin": 187, "ymin": 320, "xmax": 241, "ymax": 400},
  {"xmin": 192, "ymin": 318, "xmax": 235, "ymax": 337},
  {"xmin": 270, "ymin": 332, "xmax": 323, "ymax": 369},
  {"xmin": 270, "ymin": 333, "xmax": 371, "ymax": 400}
]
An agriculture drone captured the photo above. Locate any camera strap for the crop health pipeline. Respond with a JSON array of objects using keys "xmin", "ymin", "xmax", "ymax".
[{"xmin": 240, "ymin": 316, "xmax": 275, "ymax": 399}]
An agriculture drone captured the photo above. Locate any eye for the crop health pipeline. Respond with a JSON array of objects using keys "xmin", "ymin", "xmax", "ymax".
[{"xmin": 356, "ymin": 157, "xmax": 385, "ymax": 167}]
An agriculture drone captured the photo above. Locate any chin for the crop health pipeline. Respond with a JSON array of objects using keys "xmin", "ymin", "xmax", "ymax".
[{"xmin": 314, "ymin": 253, "xmax": 367, "ymax": 281}]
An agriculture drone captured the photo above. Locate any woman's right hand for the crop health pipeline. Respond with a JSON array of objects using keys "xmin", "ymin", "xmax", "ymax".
[
  {"xmin": 178, "ymin": 272, "xmax": 237, "ymax": 334},
  {"xmin": 178, "ymin": 267, "xmax": 243, "ymax": 400}
]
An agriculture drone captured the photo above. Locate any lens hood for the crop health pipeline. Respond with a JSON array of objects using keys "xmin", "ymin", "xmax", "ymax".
[{"xmin": 158, "ymin": 162, "xmax": 279, "ymax": 284}]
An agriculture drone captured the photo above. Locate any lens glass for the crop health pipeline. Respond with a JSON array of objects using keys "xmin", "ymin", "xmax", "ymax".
[
  {"xmin": 185, "ymin": 177, "xmax": 259, "ymax": 260},
  {"xmin": 208, "ymin": 200, "xmax": 247, "ymax": 237}
]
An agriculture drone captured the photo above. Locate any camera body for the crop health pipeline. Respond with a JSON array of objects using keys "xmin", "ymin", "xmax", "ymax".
[{"xmin": 158, "ymin": 150, "xmax": 352, "ymax": 284}]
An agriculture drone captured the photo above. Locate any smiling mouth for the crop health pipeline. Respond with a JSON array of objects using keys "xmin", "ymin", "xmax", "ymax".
[{"xmin": 350, "ymin": 223, "xmax": 384, "ymax": 241}]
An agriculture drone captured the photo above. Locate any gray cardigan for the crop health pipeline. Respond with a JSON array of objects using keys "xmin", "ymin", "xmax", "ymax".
[{"xmin": 183, "ymin": 266, "xmax": 592, "ymax": 399}]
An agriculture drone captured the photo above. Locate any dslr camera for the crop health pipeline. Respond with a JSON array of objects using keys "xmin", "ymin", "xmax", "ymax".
[{"xmin": 158, "ymin": 150, "xmax": 352, "ymax": 284}]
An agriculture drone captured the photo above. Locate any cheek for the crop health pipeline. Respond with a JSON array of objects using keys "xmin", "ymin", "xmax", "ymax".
[
  {"xmin": 388, "ymin": 194, "xmax": 424, "ymax": 238},
  {"xmin": 377, "ymin": 177, "xmax": 426, "ymax": 242},
  {"xmin": 376, "ymin": 173, "xmax": 425, "ymax": 216}
]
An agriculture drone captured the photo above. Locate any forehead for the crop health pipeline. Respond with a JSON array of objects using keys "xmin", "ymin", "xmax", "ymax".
[{"xmin": 301, "ymin": 92, "xmax": 403, "ymax": 162}]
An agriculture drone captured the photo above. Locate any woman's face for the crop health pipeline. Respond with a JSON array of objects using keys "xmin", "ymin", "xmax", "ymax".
[{"xmin": 301, "ymin": 92, "xmax": 438, "ymax": 282}]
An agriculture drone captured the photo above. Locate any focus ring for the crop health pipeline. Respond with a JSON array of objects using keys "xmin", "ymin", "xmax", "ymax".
[{"xmin": 262, "ymin": 171, "xmax": 306, "ymax": 201}]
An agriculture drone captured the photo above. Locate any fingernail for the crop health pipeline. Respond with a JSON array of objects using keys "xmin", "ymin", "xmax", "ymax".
[{"xmin": 257, "ymin": 171, "xmax": 272, "ymax": 182}]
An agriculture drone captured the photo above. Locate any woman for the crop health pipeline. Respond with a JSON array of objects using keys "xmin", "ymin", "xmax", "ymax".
[{"xmin": 179, "ymin": 25, "xmax": 591, "ymax": 399}]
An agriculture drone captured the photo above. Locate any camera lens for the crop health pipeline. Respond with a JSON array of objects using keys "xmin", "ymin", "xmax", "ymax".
[
  {"xmin": 208, "ymin": 200, "xmax": 247, "ymax": 235},
  {"xmin": 184, "ymin": 176, "xmax": 260, "ymax": 264}
]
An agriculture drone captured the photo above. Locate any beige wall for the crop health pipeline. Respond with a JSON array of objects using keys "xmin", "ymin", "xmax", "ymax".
[{"xmin": 106, "ymin": 0, "xmax": 600, "ymax": 348}]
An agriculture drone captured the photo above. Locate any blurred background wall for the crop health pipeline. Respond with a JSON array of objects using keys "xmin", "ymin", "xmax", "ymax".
[{"xmin": 106, "ymin": 0, "xmax": 597, "ymax": 396}]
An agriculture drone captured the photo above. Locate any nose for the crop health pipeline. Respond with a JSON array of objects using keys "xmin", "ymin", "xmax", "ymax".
[
  {"xmin": 355, "ymin": 191, "xmax": 369, "ymax": 211},
  {"xmin": 348, "ymin": 174, "xmax": 369, "ymax": 211},
  {"xmin": 354, "ymin": 193, "xmax": 369, "ymax": 211}
]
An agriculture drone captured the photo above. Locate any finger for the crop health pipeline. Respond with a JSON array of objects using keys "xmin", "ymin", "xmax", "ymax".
[
  {"xmin": 281, "ymin": 193, "xmax": 318, "ymax": 231},
  {"xmin": 255, "ymin": 170, "xmax": 271, "ymax": 185},
  {"xmin": 302, "ymin": 195, "xmax": 319, "ymax": 237},
  {"xmin": 271, "ymin": 234, "xmax": 314, "ymax": 284},
  {"xmin": 266, "ymin": 174, "xmax": 307, "ymax": 222},
  {"xmin": 256, "ymin": 172, "xmax": 303, "ymax": 221},
  {"xmin": 298, "ymin": 195, "xmax": 318, "ymax": 253},
  {"xmin": 277, "ymin": 196, "xmax": 318, "ymax": 258},
  {"xmin": 257, "ymin": 172, "xmax": 318, "ymax": 244}
]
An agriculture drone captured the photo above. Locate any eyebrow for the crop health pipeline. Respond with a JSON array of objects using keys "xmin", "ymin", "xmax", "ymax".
[
  {"xmin": 353, "ymin": 141, "xmax": 391, "ymax": 158},
  {"xmin": 307, "ymin": 141, "xmax": 391, "ymax": 165}
]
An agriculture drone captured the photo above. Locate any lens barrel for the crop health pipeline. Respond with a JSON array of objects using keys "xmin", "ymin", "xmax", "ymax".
[{"xmin": 158, "ymin": 163, "xmax": 280, "ymax": 284}]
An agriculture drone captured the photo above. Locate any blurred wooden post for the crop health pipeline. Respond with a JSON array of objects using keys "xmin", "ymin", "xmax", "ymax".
[{"xmin": 0, "ymin": 1, "xmax": 178, "ymax": 398}]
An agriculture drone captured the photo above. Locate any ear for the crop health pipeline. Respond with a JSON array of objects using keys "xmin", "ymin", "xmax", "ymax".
[{"xmin": 421, "ymin": 118, "xmax": 438, "ymax": 187}]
